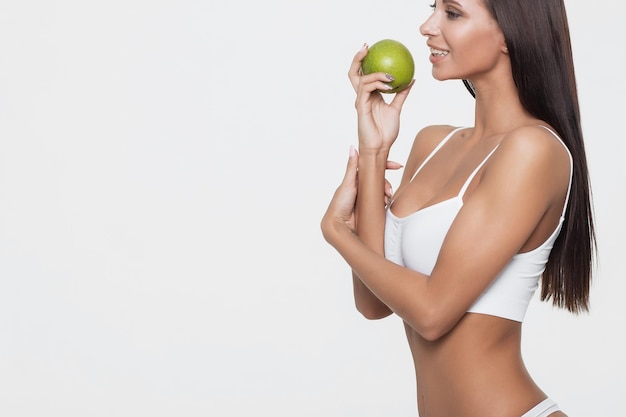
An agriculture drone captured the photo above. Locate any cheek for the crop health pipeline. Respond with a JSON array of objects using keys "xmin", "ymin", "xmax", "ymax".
[{"xmin": 456, "ymin": 31, "xmax": 502, "ymax": 65}]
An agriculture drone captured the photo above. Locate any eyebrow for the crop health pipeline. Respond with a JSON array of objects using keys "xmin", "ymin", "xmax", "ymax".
[{"xmin": 442, "ymin": 0, "xmax": 464, "ymax": 6}]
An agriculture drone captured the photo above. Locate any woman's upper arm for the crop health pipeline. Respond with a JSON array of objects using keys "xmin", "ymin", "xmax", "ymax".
[{"xmin": 421, "ymin": 127, "xmax": 571, "ymax": 335}]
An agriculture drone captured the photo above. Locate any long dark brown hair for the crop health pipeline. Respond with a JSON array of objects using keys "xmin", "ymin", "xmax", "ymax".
[{"xmin": 482, "ymin": 0, "xmax": 596, "ymax": 313}]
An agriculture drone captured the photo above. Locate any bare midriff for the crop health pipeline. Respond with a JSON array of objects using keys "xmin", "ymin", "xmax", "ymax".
[{"xmin": 405, "ymin": 313, "xmax": 547, "ymax": 417}]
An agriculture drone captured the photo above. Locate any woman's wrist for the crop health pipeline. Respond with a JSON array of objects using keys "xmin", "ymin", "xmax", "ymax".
[
  {"xmin": 357, "ymin": 147, "xmax": 390, "ymax": 172},
  {"xmin": 357, "ymin": 146, "xmax": 391, "ymax": 158}
]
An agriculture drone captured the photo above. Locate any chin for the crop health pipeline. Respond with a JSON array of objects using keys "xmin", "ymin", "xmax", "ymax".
[
  {"xmin": 431, "ymin": 72, "xmax": 453, "ymax": 82},
  {"xmin": 431, "ymin": 69, "xmax": 464, "ymax": 83}
]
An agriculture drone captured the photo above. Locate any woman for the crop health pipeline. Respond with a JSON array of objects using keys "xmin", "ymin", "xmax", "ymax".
[{"xmin": 321, "ymin": 0, "xmax": 595, "ymax": 416}]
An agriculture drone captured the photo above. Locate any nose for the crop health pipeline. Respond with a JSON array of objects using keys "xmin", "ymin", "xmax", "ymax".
[{"xmin": 420, "ymin": 13, "xmax": 440, "ymax": 37}]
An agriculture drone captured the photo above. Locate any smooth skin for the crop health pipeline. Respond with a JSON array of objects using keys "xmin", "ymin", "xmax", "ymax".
[{"xmin": 322, "ymin": 1, "xmax": 570, "ymax": 416}]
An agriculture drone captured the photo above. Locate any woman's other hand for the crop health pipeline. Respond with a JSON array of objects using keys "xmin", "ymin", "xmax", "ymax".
[
  {"xmin": 322, "ymin": 146, "xmax": 360, "ymax": 238},
  {"xmin": 385, "ymin": 160, "xmax": 402, "ymax": 206},
  {"xmin": 322, "ymin": 147, "xmax": 403, "ymax": 239}
]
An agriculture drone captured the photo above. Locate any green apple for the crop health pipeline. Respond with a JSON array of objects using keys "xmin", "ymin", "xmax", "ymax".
[{"xmin": 361, "ymin": 39, "xmax": 415, "ymax": 94}]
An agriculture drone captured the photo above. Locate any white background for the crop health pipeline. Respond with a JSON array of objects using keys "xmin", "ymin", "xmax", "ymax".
[{"xmin": 0, "ymin": 1, "xmax": 623, "ymax": 416}]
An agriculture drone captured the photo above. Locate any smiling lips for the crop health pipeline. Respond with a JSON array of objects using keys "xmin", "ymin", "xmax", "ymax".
[{"xmin": 430, "ymin": 47, "xmax": 449, "ymax": 57}]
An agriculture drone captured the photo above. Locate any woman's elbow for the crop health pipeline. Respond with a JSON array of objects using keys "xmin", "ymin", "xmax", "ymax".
[
  {"xmin": 404, "ymin": 308, "xmax": 454, "ymax": 342},
  {"xmin": 356, "ymin": 302, "xmax": 393, "ymax": 320},
  {"xmin": 417, "ymin": 324, "xmax": 447, "ymax": 342}
]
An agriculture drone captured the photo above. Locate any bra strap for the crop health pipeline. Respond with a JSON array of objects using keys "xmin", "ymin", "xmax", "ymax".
[
  {"xmin": 458, "ymin": 145, "xmax": 500, "ymax": 198},
  {"xmin": 409, "ymin": 127, "xmax": 468, "ymax": 183},
  {"xmin": 538, "ymin": 125, "xmax": 573, "ymax": 217},
  {"xmin": 456, "ymin": 126, "xmax": 573, "ymax": 217}
]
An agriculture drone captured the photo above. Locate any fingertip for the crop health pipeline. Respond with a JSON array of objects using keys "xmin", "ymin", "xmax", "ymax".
[
  {"xmin": 355, "ymin": 43, "xmax": 368, "ymax": 58},
  {"xmin": 348, "ymin": 145, "xmax": 359, "ymax": 166}
]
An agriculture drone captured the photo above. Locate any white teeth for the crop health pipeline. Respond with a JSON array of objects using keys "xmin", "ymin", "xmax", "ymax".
[{"xmin": 430, "ymin": 47, "xmax": 449, "ymax": 56}]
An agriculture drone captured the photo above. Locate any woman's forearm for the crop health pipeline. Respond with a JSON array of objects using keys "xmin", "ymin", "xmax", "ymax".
[
  {"xmin": 352, "ymin": 271, "xmax": 392, "ymax": 319},
  {"xmin": 324, "ymin": 217, "xmax": 433, "ymax": 335},
  {"xmin": 351, "ymin": 148, "xmax": 393, "ymax": 318},
  {"xmin": 354, "ymin": 149, "xmax": 389, "ymax": 252}
]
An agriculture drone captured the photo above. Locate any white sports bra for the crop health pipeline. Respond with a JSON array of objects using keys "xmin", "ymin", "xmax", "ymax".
[{"xmin": 384, "ymin": 126, "xmax": 572, "ymax": 322}]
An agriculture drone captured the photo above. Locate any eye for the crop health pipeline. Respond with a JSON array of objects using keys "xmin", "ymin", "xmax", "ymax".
[
  {"xmin": 445, "ymin": 8, "xmax": 461, "ymax": 20},
  {"xmin": 430, "ymin": 2, "xmax": 462, "ymax": 20}
]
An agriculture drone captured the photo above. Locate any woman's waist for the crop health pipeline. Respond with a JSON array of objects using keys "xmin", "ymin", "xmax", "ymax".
[
  {"xmin": 408, "ymin": 333, "xmax": 543, "ymax": 416},
  {"xmin": 404, "ymin": 314, "xmax": 526, "ymax": 375}
]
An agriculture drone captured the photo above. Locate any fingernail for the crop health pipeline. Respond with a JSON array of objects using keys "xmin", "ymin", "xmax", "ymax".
[
  {"xmin": 349, "ymin": 144, "xmax": 356, "ymax": 157},
  {"xmin": 385, "ymin": 74, "xmax": 395, "ymax": 81}
]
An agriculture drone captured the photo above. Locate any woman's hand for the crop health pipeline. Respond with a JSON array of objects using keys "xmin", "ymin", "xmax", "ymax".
[
  {"xmin": 322, "ymin": 147, "xmax": 402, "ymax": 239},
  {"xmin": 384, "ymin": 160, "xmax": 402, "ymax": 207},
  {"xmin": 322, "ymin": 146, "xmax": 360, "ymax": 236},
  {"xmin": 349, "ymin": 44, "xmax": 414, "ymax": 153}
]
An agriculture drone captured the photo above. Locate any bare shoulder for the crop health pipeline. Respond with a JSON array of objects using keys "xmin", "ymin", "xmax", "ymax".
[
  {"xmin": 482, "ymin": 125, "xmax": 571, "ymax": 208},
  {"xmin": 407, "ymin": 124, "xmax": 462, "ymax": 164},
  {"xmin": 499, "ymin": 125, "xmax": 570, "ymax": 164},
  {"xmin": 494, "ymin": 125, "xmax": 571, "ymax": 179},
  {"xmin": 414, "ymin": 124, "xmax": 460, "ymax": 147}
]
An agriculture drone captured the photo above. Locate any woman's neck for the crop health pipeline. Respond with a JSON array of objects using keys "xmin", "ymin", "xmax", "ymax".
[
  {"xmin": 470, "ymin": 71, "xmax": 536, "ymax": 137},
  {"xmin": 474, "ymin": 104, "xmax": 533, "ymax": 138}
]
